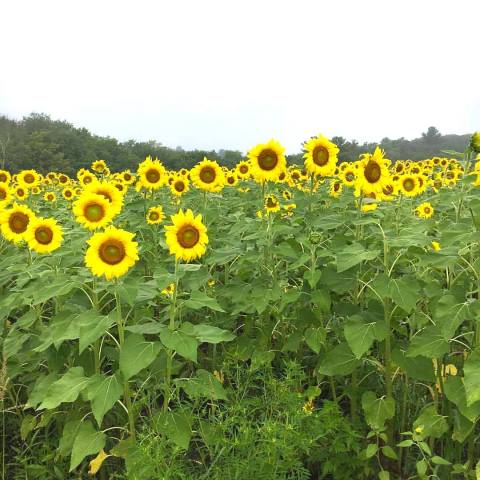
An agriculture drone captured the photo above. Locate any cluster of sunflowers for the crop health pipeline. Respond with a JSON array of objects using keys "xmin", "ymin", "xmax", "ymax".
[{"xmin": 0, "ymin": 132, "xmax": 479, "ymax": 281}]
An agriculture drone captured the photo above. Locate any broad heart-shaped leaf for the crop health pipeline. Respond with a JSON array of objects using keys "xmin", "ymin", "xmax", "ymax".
[
  {"xmin": 154, "ymin": 411, "xmax": 192, "ymax": 449},
  {"xmin": 39, "ymin": 367, "xmax": 92, "ymax": 410},
  {"xmin": 413, "ymin": 405, "xmax": 448, "ymax": 440},
  {"xmin": 33, "ymin": 310, "xmax": 79, "ymax": 352},
  {"xmin": 183, "ymin": 290, "xmax": 225, "ymax": 312},
  {"xmin": 70, "ymin": 421, "xmax": 106, "ymax": 471},
  {"xmin": 391, "ymin": 348, "xmax": 435, "ymax": 382},
  {"xmin": 87, "ymin": 373, "xmax": 123, "ymax": 427},
  {"xmin": 175, "ymin": 369, "xmax": 228, "ymax": 401},
  {"xmin": 443, "ymin": 376, "xmax": 480, "ymax": 422},
  {"xmin": 160, "ymin": 329, "xmax": 198, "ymax": 362},
  {"xmin": 361, "ymin": 391, "xmax": 395, "ymax": 430},
  {"xmin": 32, "ymin": 278, "xmax": 77, "ymax": 305},
  {"xmin": 388, "ymin": 276, "xmax": 420, "ymax": 313},
  {"xmin": 407, "ymin": 326, "xmax": 450, "ymax": 358},
  {"xmin": 78, "ymin": 312, "xmax": 116, "ymax": 354},
  {"xmin": 119, "ymin": 334, "xmax": 162, "ymax": 380},
  {"xmin": 336, "ymin": 242, "xmax": 380, "ymax": 273},
  {"xmin": 316, "ymin": 342, "xmax": 360, "ymax": 376},
  {"xmin": 463, "ymin": 349, "xmax": 480, "ymax": 406},
  {"xmin": 344, "ymin": 315, "xmax": 388, "ymax": 359},
  {"xmin": 304, "ymin": 326, "xmax": 326, "ymax": 354},
  {"xmin": 191, "ymin": 324, "xmax": 235, "ymax": 344},
  {"xmin": 26, "ymin": 374, "xmax": 59, "ymax": 409},
  {"xmin": 433, "ymin": 294, "xmax": 470, "ymax": 340}
]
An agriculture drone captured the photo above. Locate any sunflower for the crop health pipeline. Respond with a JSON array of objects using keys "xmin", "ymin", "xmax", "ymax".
[
  {"xmin": 264, "ymin": 194, "xmax": 281, "ymax": 213},
  {"xmin": 62, "ymin": 187, "xmax": 75, "ymax": 201},
  {"xmin": 58, "ymin": 173, "xmax": 70, "ymax": 185},
  {"xmin": 120, "ymin": 170, "xmax": 136, "ymax": 185},
  {"xmin": 0, "ymin": 203, "xmax": 35, "ymax": 243},
  {"xmin": 282, "ymin": 189, "xmax": 292, "ymax": 201},
  {"xmin": 15, "ymin": 186, "xmax": 29, "ymax": 200},
  {"xmin": 398, "ymin": 175, "xmax": 420, "ymax": 197},
  {"xmin": 415, "ymin": 202, "xmax": 434, "ymax": 219},
  {"xmin": 303, "ymin": 135, "xmax": 339, "ymax": 177},
  {"xmin": 355, "ymin": 147, "xmax": 391, "ymax": 197},
  {"xmin": 248, "ymin": 139, "xmax": 287, "ymax": 183},
  {"xmin": 162, "ymin": 283, "xmax": 176, "ymax": 296},
  {"xmin": 83, "ymin": 181, "xmax": 123, "ymax": 216},
  {"xmin": 0, "ymin": 184, "xmax": 12, "ymax": 207},
  {"xmin": 73, "ymin": 192, "xmax": 115, "ymax": 230},
  {"xmin": 44, "ymin": 191, "xmax": 56, "ymax": 202},
  {"xmin": 165, "ymin": 209, "xmax": 208, "ymax": 262},
  {"xmin": 361, "ymin": 203, "xmax": 378, "ymax": 213},
  {"xmin": 339, "ymin": 166, "xmax": 357, "ymax": 187},
  {"xmin": 235, "ymin": 160, "xmax": 251, "ymax": 179},
  {"xmin": 170, "ymin": 175, "xmax": 190, "ymax": 196},
  {"xmin": 225, "ymin": 172, "xmax": 238, "ymax": 187},
  {"xmin": 328, "ymin": 180, "xmax": 343, "ymax": 198},
  {"xmin": 470, "ymin": 132, "xmax": 480, "ymax": 154},
  {"xmin": 17, "ymin": 170, "xmax": 41, "ymax": 189},
  {"xmin": 79, "ymin": 171, "xmax": 96, "ymax": 186},
  {"xmin": 25, "ymin": 217, "xmax": 63, "ymax": 254},
  {"xmin": 137, "ymin": 156, "xmax": 167, "ymax": 190},
  {"xmin": 0, "ymin": 170, "xmax": 11, "ymax": 184},
  {"xmin": 146, "ymin": 206, "xmax": 165, "ymax": 225},
  {"xmin": 190, "ymin": 158, "xmax": 225, "ymax": 192},
  {"xmin": 85, "ymin": 226, "xmax": 139, "ymax": 280},
  {"xmin": 92, "ymin": 159, "xmax": 108, "ymax": 173}
]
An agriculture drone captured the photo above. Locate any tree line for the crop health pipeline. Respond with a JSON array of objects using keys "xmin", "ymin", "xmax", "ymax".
[{"xmin": 0, "ymin": 113, "xmax": 472, "ymax": 175}]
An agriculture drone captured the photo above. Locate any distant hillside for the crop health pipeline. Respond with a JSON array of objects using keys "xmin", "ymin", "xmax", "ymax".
[{"xmin": 0, "ymin": 113, "xmax": 472, "ymax": 175}]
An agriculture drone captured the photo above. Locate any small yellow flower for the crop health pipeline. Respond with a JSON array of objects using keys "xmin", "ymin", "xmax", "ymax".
[
  {"xmin": 302, "ymin": 399, "xmax": 314, "ymax": 414},
  {"xmin": 415, "ymin": 426, "xmax": 424, "ymax": 434},
  {"xmin": 432, "ymin": 241, "xmax": 441, "ymax": 252},
  {"xmin": 88, "ymin": 449, "xmax": 109, "ymax": 476},
  {"xmin": 361, "ymin": 203, "xmax": 378, "ymax": 213},
  {"xmin": 161, "ymin": 283, "xmax": 175, "ymax": 296}
]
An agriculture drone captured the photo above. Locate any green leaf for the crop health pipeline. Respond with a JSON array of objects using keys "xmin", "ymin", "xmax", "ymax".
[
  {"xmin": 433, "ymin": 294, "xmax": 469, "ymax": 340},
  {"xmin": 26, "ymin": 374, "xmax": 59, "ymax": 409},
  {"xmin": 69, "ymin": 421, "xmax": 106, "ymax": 471},
  {"xmin": 155, "ymin": 411, "xmax": 192, "ymax": 449},
  {"xmin": 3, "ymin": 330, "xmax": 29, "ymax": 358},
  {"xmin": 20, "ymin": 414, "xmax": 37, "ymax": 440},
  {"xmin": 33, "ymin": 279, "xmax": 76, "ymax": 305},
  {"xmin": 464, "ymin": 349, "xmax": 480, "ymax": 406},
  {"xmin": 365, "ymin": 443, "xmax": 378, "ymax": 458},
  {"xmin": 382, "ymin": 445, "xmax": 398, "ymax": 460},
  {"xmin": 125, "ymin": 323, "xmax": 165, "ymax": 334},
  {"xmin": 175, "ymin": 369, "xmax": 227, "ymax": 401},
  {"xmin": 397, "ymin": 440, "xmax": 414, "ymax": 447},
  {"xmin": 344, "ymin": 316, "xmax": 386, "ymax": 359},
  {"xmin": 311, "ymin": 290, "xmax": 331, "ymax": 312},
  {"xmin": 184, "ymin": 290, "xmax": 225, "ymax": 312},
  {"xmin": 378, "ymin": 471, "xmax": 390, "ymax": 480},
  {"xmin": 160, "ymin": 329, "xmax": 198, "ymax": 362},
  {"xmin": 304, "ymin": 327, "xmax": 326, "ymax": 354},
  {"xmin": 39, "ymin": 367, "xmax": 92, "ymax": 410},
  {"xmin": 78, "ymin": 312, "xmax": 115, "ymax": 354},
  {"xmin": 431, "ymin": 456, "xmax": 451, "ymax": 466},
  {"xmin": 191, "ymin": 324, "xmax": 235, "ymax": 344},
  {"xmin": 336, "ymin": 242, "xmax": 380, "ymax": 273},
  {"xmin": 388, "ymin": 276, "xmax": 420, "ymax": 313},
  {"xmin": 416, "ymin": 459, "xmax": 427, "ymax": 476},
  {"xmin": 444, "ymin": 376, "xmax": 480, "ymax": 422},
  {"xmin": 391, "ymin": 348, "xmax": 435, "ymax": 382},
  {"xmin": 120, "ymin": 334, "xmax": 162, "ymax": 380},
  {"xmin": 87, "ymin": 373, "xmax": 123, "ymax": 427},
  {"xmin": 304, "ymin": 269, "xmax": 321, "ymax": 289},
  {"xmin": 58, "ymin": 418, "xmax": 82, "ymax": 457},
  {"xmin": 316, "ymin": 343, "xmax": 360, "ymax": 376},
  {"xmin": 407, "ymin": 326, "xmax": 449, "ymax": 358},
  {"xmin": 361, "ymin": 391, "xmax": 395, "ymax": 430},
  {"xmin": 413, "ymin": 405, "xmax": 448, "ymax": 439}
]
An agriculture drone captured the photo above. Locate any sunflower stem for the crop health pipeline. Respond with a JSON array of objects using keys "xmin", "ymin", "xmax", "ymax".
[{"xmin": 115, "ymin": 288, "xmax": 136, "ymax": 441}]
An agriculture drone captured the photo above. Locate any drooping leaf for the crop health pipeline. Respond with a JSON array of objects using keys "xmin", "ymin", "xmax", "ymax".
[
  {"xmin": 184, "ymin": 290, "xmax": 225, "ymax": 312},
  {"xmin": 119, "ymin": 334, "xmax": 162, "ymax": 380},
  {"xmin": 407, "ymin": 326, "xmax": 449, "ymax": 358},
  {"xmin": 160, "ymin": 329, "xmax": 198, "ymax": 362},
  {"xmin": 361, "ymin": 391, "xmax": 395, "ymax": 430},
  {"xmin": 316, "ymin": 343, "xmax": 360, "ymax": 376},
  {"xmin": 463, "ymin": 349, "xmax": 480, "ymax": 406},
  {"xmin": 70, "ymin": 421, "xmax": 106, "ymax": 471},
  {"xmin": 155, "ymin": 411, "xmax": 192, "ymax": 449},
  {"xmin": 87, "ymin": 373, "xmax": 123, "ymax": 426},
  {"xmin": 191, "ymin": 324, "xmax": 235, "ymax": 344}
]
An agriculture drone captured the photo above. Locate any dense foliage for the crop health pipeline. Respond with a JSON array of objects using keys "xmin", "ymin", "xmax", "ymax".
[{"xmin": 2, "ymin": 133, "xmax": 480, "ymax": 479}]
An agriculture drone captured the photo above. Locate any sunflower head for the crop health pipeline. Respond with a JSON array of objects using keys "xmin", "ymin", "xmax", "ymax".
[
  {"xmin": 165, "ymin": 209, "xmax": 208, "ymax": 262},
  {"xmin": 73, "ymin": 192, "xmax": 115, "ymax": 230},
  {"xmin": 248, "ymin": 140, "xmax": 287, "ymax": 183},
  {"xmin": 415, "ymin": 202, "xmax": 434, "ymax": 219},
  {"xmin": 470, "ymin": 132, "xmax": 480, "ymax": 154},
  {"xmin": 15, "ymin": 186, "xmax": 28, "ymax": 200},
  {"xmin": 92, "ymin": 159, "xmax": 108, "ymax": 173},
  {"xmin": 355, "ymin": 147, "xmax": 391, "ymax": 197},
  {"xmin": 26, "ymin": 217, "xmax": 63, "ymax": 254},
  {"xmin": 0, "ymin": 184, "xmax": 12, "ymax": 206},
  {"xmin": 0, "ymin": 170, "xmax": 11, "ymax": 184},
  {"xmin": 147, "ymin": 206, "xmax": 165, "ymax": 225},
  {"xmin": 303, "ymin": 135, "xmax": 339, "ymax": 177},
  {"xmin": 235, "ymin": 160, "xmax": 251, "ymax": 179},
  {"xmin": 18, "ymin": 170, "xmax": 41, "ymax": 189},
  {"xmin": 84, "ymin": 180, "xmax": 124, "ymax": 216},
  {"xmin": 170, "ymin": 176, "xmax": 190, "ymax": 196},
  {"xmin": 264, "ymin": 194, "xmax": 281, "ymax": 213},
  {"xmin": 44, "ymin": 192, "xmax": 56, "ymax": 202},
  {"xmin": 62, "ymin": 187, "xmax": 75, "ymax": 201},
  {"xmin": 137, "ymin": 156, "xmax": 167, "ymax": 190},
  {"xmin": 0, "ymin": 203, "xmax": 35, "ymax": 243},
  {"xmin": 85, "ymin": 226, "xmax": 139, "ymax": 280},
  {"xmin": 191, "ymin": 158, "xmax": 225, "ymax": 192}
]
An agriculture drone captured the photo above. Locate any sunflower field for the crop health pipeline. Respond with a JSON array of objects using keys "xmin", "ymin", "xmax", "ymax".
[{"xmin": 1, "ymin": 133, "xmax": 480, "ymax": 479}]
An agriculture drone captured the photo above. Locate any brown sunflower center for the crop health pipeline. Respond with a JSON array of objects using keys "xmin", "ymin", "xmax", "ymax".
[
  {"xmin": 312, "ymin": 146, "xmax": 329, "ymax": 166},
  {"xmin": 0, "ymin": 173, "xmax": 7, "ymax": 182},
  {"xmin": 333, "ymin": 182, "xmax": 340, "ymax": 192},
  {"xmin": 124, "ymin": 173, "xmax": 132, "ymax": 181},
  {"xmin": 383, "ymin": 185, "xmax": 394, "ymax": 195},
  {"xmin": 47, "ymin": 194, "xmax": 54, "ymax": 200},
  {"xmin": 0, "ymin": 188, "xmax": 6, "ymax": 200},
  {"xmin": 9, "ymin": 212, "xmax": 29, "ymax": 233},
  {"xmin": 266, "ymin": 197, "xmax": 277, "ymax": 209},
  {"xmin": 35, "ymin": 226, "xmax": 54, "ymax": 245},
  {"xmin": 227, "ymin": 176, "xmax": 235, "ymax": 185},
  {"xmin": 174, "ymin": 181, "xmax": 185, "ymax": 192},
  {"xmin": 346, "ymin": 172, "xmax": 355, "ymax": 182},
  {"xmin": 59, "ymin": 175, "xmax": 68, "ymax": 184},
  {"xmin": 17, "ymin": 188, "xmax": 25, "ymax": 197},
  {"xmin": 199, "ymin": 166, "xmax": 216, "ymax": 184},
  {"xmin": 149, "ymin": 211, "xmax": 160, "ymax": 221},
  {"xmin": 239, "ymin": 165, "xmax": 248, "ymax": 174},
  {"xmin": 364, "ymin": 161, "xmax": 381, "ymax": 183},
  {"xmin": 65, "ymin": 190, "xmax": 72, "ymax": 198},
  {"xmin": 83, "ymin": 176, "xmax": 92, "ymax": 184},
  {"xmin": 99, "ymin": 240, "xmax": 126, "ymax": 265},
  {"xmin": 258, "ymin": 149, "xmax": 278, "ymax": 171},
  {"xmin": 84, "ymin": 203, "xmax": 105, "ymax": 222},
  {"xmin": 177, "ymin": 225, "xmax": 200, "ymax": 248},
  {"xmin": 424, "ymin": 207, "xmax": 431, "ymax": 214},
  {"xmin": 146, "ymin": 168, "xmax": 161, "ymax": 184},
  {"xmin": 24, "ymin": 173, "xmax": 35, "ymax": 184},
  {"xmin": 403, "ymin": 178, "xmax": 415, "ymax": 192}
]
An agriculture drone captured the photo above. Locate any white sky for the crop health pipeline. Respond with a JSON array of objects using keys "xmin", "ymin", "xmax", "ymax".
[{"xmin": 1, "ymin": 0, "xmax": 479, "ymax": 153}]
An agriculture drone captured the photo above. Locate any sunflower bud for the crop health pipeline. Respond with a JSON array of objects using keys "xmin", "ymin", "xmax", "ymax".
[
  {"xmin": 470, "ymin": 132, "xmax": 480, "ymax": 154},
  {"xmin": 309, "ymin": 232, "xmax": 322, "ymax": 244}
]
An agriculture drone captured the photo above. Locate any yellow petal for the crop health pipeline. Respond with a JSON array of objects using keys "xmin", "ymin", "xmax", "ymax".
[{"xmin": 88, "ymin": 449, "xmax": 109, "ymax": 476}]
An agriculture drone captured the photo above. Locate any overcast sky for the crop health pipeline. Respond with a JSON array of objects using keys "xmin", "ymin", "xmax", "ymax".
[{"xmin": 1, "ymin": 0, "xmax": 479, "ymax": 153}]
